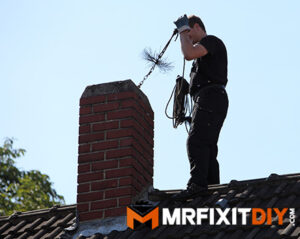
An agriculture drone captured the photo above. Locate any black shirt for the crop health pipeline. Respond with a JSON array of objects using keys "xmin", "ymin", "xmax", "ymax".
[{"xmin": 189, "ymin": 35, "xmax": 228, "ymax": 96}]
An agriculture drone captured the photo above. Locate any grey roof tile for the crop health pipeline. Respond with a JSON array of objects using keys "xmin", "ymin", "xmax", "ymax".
[
  {"xmin": 291, "ymin": 225, "xmax": 300, "ymax": 237},
  {"xmin": 16, "ymin": 231, "xmax": 29, "ymax": 239},
  {"xmin": 51, "ymin": 212, "xmax": 75, "ymax": 228},
  {"xmin": 18, "ymin": 217, "xmax": 43, "ymax": 233},
  {"xmin": 41, "ymin": 226, "xmax": 62, "ymax": 239}
]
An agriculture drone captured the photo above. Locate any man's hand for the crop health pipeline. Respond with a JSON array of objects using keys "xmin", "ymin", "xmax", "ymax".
[{"xmin": 174, "ymin": 14, "xmax": 191, "ymax": 34}]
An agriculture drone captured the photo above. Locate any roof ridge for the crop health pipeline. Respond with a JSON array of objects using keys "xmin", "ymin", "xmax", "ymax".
[
  {"xmin": 152, "ymin": 172, "xmax": 300, "ymax": 193},
  {"xmin": 0, "ymin": 204, "xmax": 77, "ymax": 221}
]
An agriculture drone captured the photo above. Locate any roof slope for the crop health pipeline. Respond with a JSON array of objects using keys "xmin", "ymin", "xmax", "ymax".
[
  {"xmin": 71, "ymin": 173, "xmax": 300, "ymax": 239},
  {"xmin": 1, "ymin": 173, "xmax": 300, "ymax": 239},
  {"xmin": 0, "ymin": 204, "xmax": 76, "ymax": 239}
]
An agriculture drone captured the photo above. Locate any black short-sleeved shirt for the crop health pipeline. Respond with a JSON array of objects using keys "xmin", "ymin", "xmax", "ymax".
[{"xmin": 189, "ymin": 35, "xmax": 228, "ymax": 97}]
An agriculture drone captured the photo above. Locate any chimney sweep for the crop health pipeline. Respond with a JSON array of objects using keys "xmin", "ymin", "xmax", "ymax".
[{"xmin": 171, "ymin": 14, "xmax": 229, "ymax": 201}]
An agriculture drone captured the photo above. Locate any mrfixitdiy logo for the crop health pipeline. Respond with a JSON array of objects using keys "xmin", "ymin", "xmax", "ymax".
[{"xmin": 127, "ymin": 206, "xmax": 296, "ymax": 230}]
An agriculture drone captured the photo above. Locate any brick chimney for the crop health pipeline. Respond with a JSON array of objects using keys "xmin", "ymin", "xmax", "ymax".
[{"xmin": 77, "ymin": 80, "xmax": 154, "ymax": 222}]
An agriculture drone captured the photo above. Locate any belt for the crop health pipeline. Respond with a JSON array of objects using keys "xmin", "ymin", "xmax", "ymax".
[{"xmin": 192, "ymin": 84, "xmax": 226, "ymax": 101}]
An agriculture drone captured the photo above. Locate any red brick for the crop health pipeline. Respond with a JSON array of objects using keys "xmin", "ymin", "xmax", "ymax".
[
  {"xmin": 104, "ymin": 207, "xmax": 126, "ymax": 218},
  {"xmin": 119, "ymin": 158, "xmax": 139, "ymax": 171},
  {"xmin": 120, "ymin": 119, "xmax": 143, "ymax": 138},
  {"xmin": 91, "ymin": 199, "xmax": 117, "ymax": 210},
  {"xmin": 119, "ymin": 177, "xmax": 133, "ymax": 186},
  {"xmin": 119, "ymin": 197, "xmax": 132, "ymax": 206},
  {"xmin": 77, "ymin": 183, "xmax": 90, "ymax": 193},
  {"xmin": 79, "ymin": 125, "xmax": 91, "ymax": 134},
  {"xmin": 80, "ymin": 106, "xmax": 92, "ymax": 115},
  {"xmin": 115, "ymin": 139, "xmax": 153, "ymax": 172},
  {"xmin": 142, "ymin": 171, "xmax": 153, "ymax": 185},
  {"xmin": 117, "ymin": 130, "xmax": 152, "ymax": 158},
  {"xmin": 120, "ymin": 99, "xmax": 142, "ymax": 112},
  {"xmin": 79, "ymin": 211, "xmax": 103, "ymax": 221},
  {"xmin": 120, "ymin": 100, "xmax": 146, "ymax": 122},
  {"xmin": 127, "ymin": 110, "xmax": 152, "ymax": 133},
  {"xmin": 119, "ymin": 140, "xmax": 152, "ymax": 170},
  {"xmin": 134, "ymin": 143, "xmax": 152, "ymax": 162},
  {"xmin": 106, "ymin": 148, "xmax": 136, "ymax": 159},
  {"xmin": 119, "ymin": 138, "xmax": 133, "ymax": 147},
  {"xmin": 132, "ymin": 181, "xmax": 143, "ymax": 192},
  {"xmin": 80, "ymin": 114, "xmax": 105, "ymax": 124},
  {"xmin": 130, "ymin": 131, "xmax": 153, "ymax": 156},
  {"xmin": 105, "ymin": 186, "xmax": 133, "ymax": 199},
  {"xmin": 131, "ymin": 127, "xmax": 153, "ymax": 149},
  {"xmin": 119, "ymin": 176, "xmax": 143, "ymax": 192},
  {"xmin": 137, "ymin": 97, "xmax": 154, "ymax": 118},
  {"xmin": 119, "ymin": 177, "xmax": 141, "ymax": 193},
  {"xmin": 105, "ymin": 167, "xmax": 135, "ymax": 179},
  {"xmin": 120, "ymin": 138, "xmax": 153, "ymax": 163},
  {"xmin": 78, "ymin": 152, "xmax": 104, "ymax": 163},
  {"xmin": 79, "ymin": 144, "xmax": 90, "ymax": 154},
  {"xmin": 91, "ymin": 179, "xmax": 118, "ymax": 191},
  {"xmin": 142, "ymin": 110, "xmax": 154, "ymax": 128},
  {"xmin": 136, "ymin": 156, "xmax": 152, "ymax": 176},
  {"xmin": 129, "ymin": 141, "xmax": 145, "ymax": 158},
  {"xmin": 136, "ymin": 173, "xmax": 147, "ymax": 186},
  {"xmin": 107, "ymin": 92, "xmax": 137, "ymax": 102},
  {"xmin": 119, "ymin": 99, "xmax": 154, "ymax": 128},
  {"xmin": 147, "ymin": 162, "xmax": 154, "ymax": 175},
  {"xmin": 77, "ymin": 191, "xmax": 103, "ymax": 203},
  {"xmin": 129, "ymin": 157, "xmax": 152, "ymax": 182},
  {"xmin": 121, "ymin": 119, "xmax": 153, "ymax": 141},
  {"xmin": 121, "ymin": 158, "xmax": 147, "ymax": 178},
  {"xmin": 139, "ymin": 166, "xmax": 152, "ymax": 183},
  {"xmin": 119, "ymin": 158, "xmax": 134, "ymax": 167},
  {"xmin": 78, "ymin": 164, "xmax": 91, "ymax": 174},
  {"xmin": 92, "ymin": 141, "xmax": 119, "ymax": 152},
  {"xmin": 79, "ymin": 132, "xmax": 104, "ymax": 144},
  {"xmin": 78, "ymin": 171, "xmax": 103, "ymax": 183},
  {"xmin": 93, "ymin": 102, "xmax": 120, "ymax": 113},
  {"xmin": 93, "ymin": 121, "xmax": 119, "ymax": 132},
  {"xmin": 120, "ymin": 99, "xmax": 138, "ymax": 109},
  {"xmin": 91, "ymin": 160, "xmax": 118, "ymax": 171},
  {"xmin": 107, "ymin": 109, "xmax": 136, "ymax": 121},
  {"xmin": 126, "ymin": 108, "xmax": 153, "ymax": 133},
  {"xmin": 120, "ymin": 119, "xmax": 153, "ymax": 148},
  {"xmin": 106, "ymin": 129, "xmax": 133, "ymax": 140},
  {"xmin": 80, "ymin": 95, "xmax": 106, "ymax": 106},
  {"xmin": 77, "ymin": 203, "xmax": 89, "ymax": 212}
]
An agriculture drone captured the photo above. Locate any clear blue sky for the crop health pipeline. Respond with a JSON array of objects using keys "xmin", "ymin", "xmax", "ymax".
[{"xmin": 1, "ymin": 1, "xmax": 300, "ymax": 204}]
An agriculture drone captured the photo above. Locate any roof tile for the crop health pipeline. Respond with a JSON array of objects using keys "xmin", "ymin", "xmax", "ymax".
[
  {"xmin": 42, "ymin": 226, "xmax": 63, "ymax": 239},
  {"xmin": 16, "ymin": 231, "xmax": 30, "ymax": 239},
  {"xmin": 0, "ymin": 222, "xmax": 10, "ymax": 235},
  {"xmin": 18, "ymin": 217, "xmax": 43, "ymax": 233}
]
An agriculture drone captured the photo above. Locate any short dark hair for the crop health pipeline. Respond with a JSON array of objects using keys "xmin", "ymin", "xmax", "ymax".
[{"xmin": 188, "ymin": 15, "xmax": 206, "ymax": 32}]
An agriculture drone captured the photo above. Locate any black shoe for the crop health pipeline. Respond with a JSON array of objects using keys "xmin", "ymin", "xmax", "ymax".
[{"xmin": 171, "ymin": 183, "xmax": 207, "ymax": 201}]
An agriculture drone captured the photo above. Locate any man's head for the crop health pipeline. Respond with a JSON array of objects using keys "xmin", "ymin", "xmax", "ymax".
[{"xmin": 187, "ymin": 15, "xmax": 206, "ymax": 44}]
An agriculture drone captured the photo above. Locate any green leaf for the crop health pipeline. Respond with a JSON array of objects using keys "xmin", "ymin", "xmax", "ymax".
[{"xmin": 0, "ymin": 138, "xmax": 65, "ymax": 216}]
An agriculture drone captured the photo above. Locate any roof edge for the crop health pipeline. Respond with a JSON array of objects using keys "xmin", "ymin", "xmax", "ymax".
[{"xmin": 0, "ymin": 204, "xmax": 77, "ymax": 221}]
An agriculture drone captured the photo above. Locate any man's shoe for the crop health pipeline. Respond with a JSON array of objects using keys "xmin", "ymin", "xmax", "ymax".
[{"xmin": 171, "ymin": 183, "xmax": 207, "ymax": 201}]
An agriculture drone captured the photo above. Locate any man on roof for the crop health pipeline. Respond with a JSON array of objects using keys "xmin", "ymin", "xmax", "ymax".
[{"xmin": 172, "ymin": 14, "xmax": 229, "ymax": 200}]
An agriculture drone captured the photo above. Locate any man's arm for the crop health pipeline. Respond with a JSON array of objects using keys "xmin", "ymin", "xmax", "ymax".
[{"xmin": 180, "ymin": 31, "xmax": 208, "ymax": 61}]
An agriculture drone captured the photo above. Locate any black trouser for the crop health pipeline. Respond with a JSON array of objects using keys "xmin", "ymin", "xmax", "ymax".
[{"xmin": 187, "ymin": 85, "xmax": 229, "ymax": 188}]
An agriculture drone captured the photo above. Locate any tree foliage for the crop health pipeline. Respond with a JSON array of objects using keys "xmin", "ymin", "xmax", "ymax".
[{"xmin": 0, "ymin": 138, "xmax": 65, "ymax": 216}]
